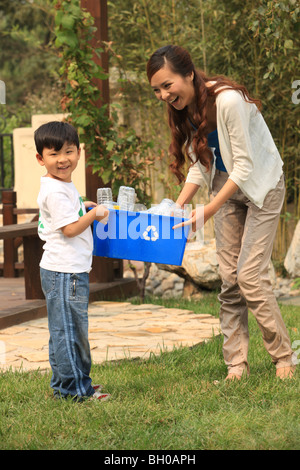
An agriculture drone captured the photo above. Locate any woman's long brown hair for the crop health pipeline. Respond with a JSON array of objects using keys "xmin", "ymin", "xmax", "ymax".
[{"xmin": 147, "ymin": 45, "xmax": 262, "ymax": 183}]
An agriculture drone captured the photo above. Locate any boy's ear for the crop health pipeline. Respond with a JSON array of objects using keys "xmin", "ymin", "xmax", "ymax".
[{"xmin": 36, "ymin": 153, "xmax": 45, "ymax": 166}]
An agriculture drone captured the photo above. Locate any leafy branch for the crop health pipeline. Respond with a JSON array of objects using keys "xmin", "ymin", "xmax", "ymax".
[{"xmin": 53, "ymin": 0, "xmax": 154, "ymax": 205}]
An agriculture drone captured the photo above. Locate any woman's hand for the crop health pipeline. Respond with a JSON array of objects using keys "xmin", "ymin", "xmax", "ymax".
[
  {"xmin": 173, "ymin": 179, "xmax": 239, "ymax": 237},
  {"xmin": 173, "ymin": 204, "xmax": 206, "ymax": 239}
]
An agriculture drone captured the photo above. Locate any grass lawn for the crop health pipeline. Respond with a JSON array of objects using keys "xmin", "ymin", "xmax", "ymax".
[{"xmin": 0, "ymin": 292, "xmax": 299, "ymax": 450}]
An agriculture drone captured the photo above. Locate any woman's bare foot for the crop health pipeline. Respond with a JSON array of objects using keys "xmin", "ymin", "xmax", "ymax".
[
  {"xmin": 276, "ymin": 366, "xmax": 296, "ymax": 379},
  {"xmin": 225, "ymin": 373, "xmax": 242, "ymax": 381}
]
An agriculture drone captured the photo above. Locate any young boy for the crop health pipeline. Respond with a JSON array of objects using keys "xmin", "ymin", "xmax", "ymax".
[{"xmin": 35, "ymin": 120, "xmax": 110, "ymax": 401}]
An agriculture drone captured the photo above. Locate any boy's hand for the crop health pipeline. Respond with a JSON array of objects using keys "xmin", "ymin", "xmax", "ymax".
[
  {"xmin": 84, "ymin": 200, "xmax": 96, "ymax": 208},
  {"xmin": 61, "ymin": 203, "xmax": 109, "ymax": 238},
  {"xmin": 96, "ymin": 204, "xmax": 109, "ymax": 224}
]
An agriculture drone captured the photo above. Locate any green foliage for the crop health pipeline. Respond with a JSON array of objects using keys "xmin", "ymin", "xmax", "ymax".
[
  {"xmin": 0, "ymin": 0, "xmax": 299, "ymax": 258},
  {"xmin": 249, "ymin": 1, "xmax": 300, "ymax": 174},
  {"xmin": 0, "ymin": 0, "xmax": 60, "ymax": 112},
  {"xmin": 0, "ymin": 109, "xmax": 30, "ymax": 190},
  {"xmin": 0, "ymin": 295, "xmax": 299, "ymax": 450},
  {"xmin": 108, "ymin": 0, "xmax": 300, "ymax": 259},
  {"xmin": 54, "ymin": 0, "xmax": 154, "ymax": 205},
  {"xmin": 291, "ymin": 279, "xmax": 300, "ymax": 291}
]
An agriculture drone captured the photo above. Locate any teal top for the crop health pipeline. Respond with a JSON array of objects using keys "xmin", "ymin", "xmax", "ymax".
[
  {"xmin": 189, "ymin": 119, "xmax": 227, "ymax": 172},
  {"xmin": 207, "ymin": 128, "xmax": 227, "ymax": 172}
]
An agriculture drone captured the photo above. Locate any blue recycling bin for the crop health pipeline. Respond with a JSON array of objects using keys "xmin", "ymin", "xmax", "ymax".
[{"xmin": 92, "ymin": 209, "xmax": 190, "ymax": 266}]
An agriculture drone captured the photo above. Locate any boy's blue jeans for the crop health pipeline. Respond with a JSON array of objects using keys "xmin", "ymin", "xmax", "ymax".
[{"xmin": 40, "ymin": 268, "xmax": 94, "ymax": 399}]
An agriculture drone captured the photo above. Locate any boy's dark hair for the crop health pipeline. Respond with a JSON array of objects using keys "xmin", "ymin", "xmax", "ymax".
[{"xmin": 34, "ymin": 121, "xmax": 80, "ymax": 156}]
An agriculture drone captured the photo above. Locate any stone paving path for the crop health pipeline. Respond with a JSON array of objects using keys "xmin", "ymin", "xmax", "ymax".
[{"xmin": 0, "ymin": 301, "xmax": 220, "ymax": 372}]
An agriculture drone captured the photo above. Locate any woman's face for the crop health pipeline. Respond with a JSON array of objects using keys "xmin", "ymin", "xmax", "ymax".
[{"xmin": 150, "ymin": 64, "xmax": 195, "ymax": 111}]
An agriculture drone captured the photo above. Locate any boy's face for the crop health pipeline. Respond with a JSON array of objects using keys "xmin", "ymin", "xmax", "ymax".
[{"xmin": 36, "ymin": 142, "xmax": 81, "ymax": 183}]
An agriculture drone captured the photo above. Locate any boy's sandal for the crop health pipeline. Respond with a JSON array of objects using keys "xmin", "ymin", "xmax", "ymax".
[
  {"xmin": 89, "ymin": 390, "xmax": 111, "ymax": 402},
  {"xmin": 92, "ymin": 384, "xmax": 103, "ymax": 391},
  {"xmin": 90, "ymin": 384, "xmax": 111, "ymax": 401}
]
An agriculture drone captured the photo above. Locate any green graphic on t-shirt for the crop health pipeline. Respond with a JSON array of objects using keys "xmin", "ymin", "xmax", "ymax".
[
  {"xmin": 78, "ymin": 196, "xmax": 84, "ymax": 217},
  {"xmin": 38, "ymin": 212, "xmax": 44, "ymax": 232}
]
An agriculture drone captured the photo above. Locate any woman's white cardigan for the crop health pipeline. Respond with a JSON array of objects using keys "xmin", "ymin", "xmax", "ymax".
[{"xmin": 186, "ymin": 89, "xmax": 283, "ymax": 208}]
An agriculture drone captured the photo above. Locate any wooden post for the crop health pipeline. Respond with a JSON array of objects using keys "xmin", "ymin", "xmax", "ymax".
[
  {"xmin": 80, "ymin": 0, "xmax": 120, "ymax": 282},
  {"xmin": 2, "ymin": 190, "xmax": 17, "ymax": 277},
  {"xmin": 81, "ymin": 0, "xmax": 110, "ymax": 201},
  {"xmin": 23, "ymin": 235, "xmax": 44, "ymax": 299},
  {"xmin": 81, "ymin": 0, "xmax": 109, "ymax": 108}
]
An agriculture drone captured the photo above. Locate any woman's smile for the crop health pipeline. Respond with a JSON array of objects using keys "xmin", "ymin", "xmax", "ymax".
[{"xmin": 150, "ymin": 65, "xmax": 195, "ymax": 111}]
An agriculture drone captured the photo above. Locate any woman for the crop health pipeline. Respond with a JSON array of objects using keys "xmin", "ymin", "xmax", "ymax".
[{"xmin": 147, "ymin": 45, "xmax": 295, "ymax": 380}]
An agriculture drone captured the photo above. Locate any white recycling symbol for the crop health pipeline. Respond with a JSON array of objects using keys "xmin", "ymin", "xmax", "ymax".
[{"xmin": 143, "ymin": 225, "xmax": 159, "ymax": 241}]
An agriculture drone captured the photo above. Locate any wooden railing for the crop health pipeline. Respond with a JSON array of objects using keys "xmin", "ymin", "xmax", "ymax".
[
  {"xmin": 0, "ymin": 190, "xmax": 124, "ymax": 300},
  {"xmin": 0, "ymin": 190, "xmax": 39, "ymax": 278},
  {"xmin": 0, "ymin": 190, "xmax": 43, "ymax": 299}
]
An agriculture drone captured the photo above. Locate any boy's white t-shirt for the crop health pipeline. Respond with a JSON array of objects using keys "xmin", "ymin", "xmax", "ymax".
[{"xmin": 37, "ymin": 176, "xmax": 93, "ymax": 273}]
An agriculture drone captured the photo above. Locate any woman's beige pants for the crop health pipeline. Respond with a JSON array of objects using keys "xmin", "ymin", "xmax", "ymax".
[{"xmin": 212, "ymin": 170, "xmax": 293, "ymax": 376}]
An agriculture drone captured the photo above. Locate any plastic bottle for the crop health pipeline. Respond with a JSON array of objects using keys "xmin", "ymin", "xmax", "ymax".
[
  {"xmin": 117, "ymin": 186, "xmax": 136, "ymax": 211},
  {"xmin": 97, "ymin": 188, "xmax": 113, "ymax": 205}
]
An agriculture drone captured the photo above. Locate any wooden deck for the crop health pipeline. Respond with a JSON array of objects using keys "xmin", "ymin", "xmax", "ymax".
[{"xmin": 0, "ymin": 276, "xmax": 138, "ymax": 330}]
